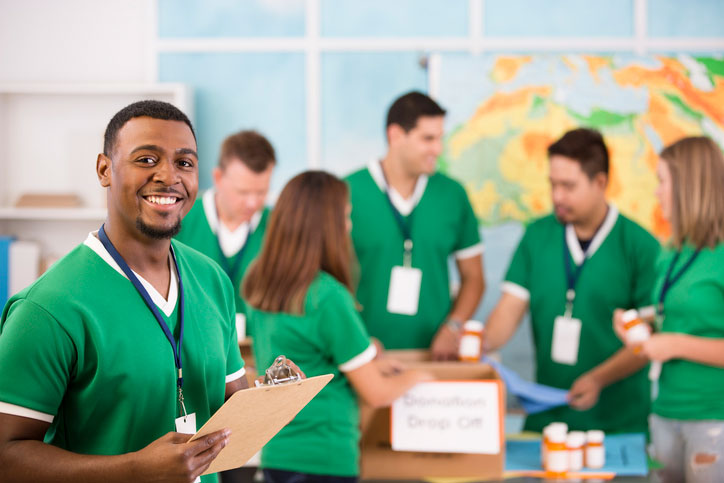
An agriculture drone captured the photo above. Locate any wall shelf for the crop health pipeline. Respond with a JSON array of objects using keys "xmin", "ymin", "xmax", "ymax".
[
  {"xmin": 0, "ymin": 207, "xmax": 107, "ymax": 221},
  {"xmin": 0, "ymin": 82, "xmax": 190, "ymax": 261}
]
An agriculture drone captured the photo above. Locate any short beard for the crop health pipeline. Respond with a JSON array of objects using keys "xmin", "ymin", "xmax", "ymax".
[{"xmin": 136, "ymin": 217, "xmax": 181, "ymax": 239}]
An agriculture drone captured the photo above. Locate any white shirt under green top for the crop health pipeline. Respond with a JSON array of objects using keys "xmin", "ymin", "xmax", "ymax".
[
  {"xmin": 0, "ymin": 232, "xmax": 244, "ymax": 482},
  {"xmin": 346, "ymin": 160, "xmax": 483, "ymax": 349},
  {"xmin": 503, "ymin": 206, "xmax": 660, "ymax": 433},
  {"xmin": 201, "ymin": 189, "xmax": 263, "ymax": 257},
  {"xmin": 175, "ymin": 189, "xmax": 270, "ymax": 330}
]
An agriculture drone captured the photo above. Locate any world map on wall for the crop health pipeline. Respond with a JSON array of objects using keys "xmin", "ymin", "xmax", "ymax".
[{"xmin": 438, "ymin": 55, "xmax": 724, "ymax": 238}]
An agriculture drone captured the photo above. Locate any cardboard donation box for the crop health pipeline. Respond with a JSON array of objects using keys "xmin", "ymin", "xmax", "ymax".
[{"xmin": 360, "ymin": 350, "xmax": 505, "ymax": 479}]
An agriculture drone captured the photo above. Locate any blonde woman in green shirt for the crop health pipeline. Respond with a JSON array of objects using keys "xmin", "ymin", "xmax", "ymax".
[
  {"xmin": 243, "ymin": 171, "xmax": 431, "ymax": 483},
  {"xmin": 614, "ymin": 136, "xmax": 724, "ymax": 483}
]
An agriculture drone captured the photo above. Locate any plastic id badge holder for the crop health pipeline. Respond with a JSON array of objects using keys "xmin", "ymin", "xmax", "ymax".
[
  {"xmin": 387, "ymin": 266, "xmax": 422, "ymax": 315},
  {"xmin": 551, "ymin": 315, "xmax": 581, "ymax": 365}
]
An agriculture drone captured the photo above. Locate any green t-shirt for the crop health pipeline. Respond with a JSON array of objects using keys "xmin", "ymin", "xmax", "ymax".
[
  {"xmin": 652, "ymin": 243, "xmax": 724, "ymax": 420},
  {"xmin": 504, "ymin": 208, "xmax": 660, "ymax": 433},
  {"xmin": 0, "ymin": 234, "xmax": 244, "ymax": 483},
  {"xmin": 248, "ymin": 272, "xmax": 375, "ymax": 477},
  {"xmin": 346, "ymin": 163, "xmax": 482, "ymax": 349},
  {"xmin": 175, "ymin": 189, "xmax": 269, "ymax": 325}
]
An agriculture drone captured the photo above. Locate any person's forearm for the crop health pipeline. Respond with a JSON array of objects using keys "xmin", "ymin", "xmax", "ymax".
[
  {"xmin": 673, "ymin": 334, "xmax": 724, "ymax": 367},
  {"xmin": 0, "ymin": 440, "xmax": 138, "ymax": 483},
  {"xmin": 482, "ymin": 293, "xmax": 528, "ymax": 352},
  {"xmin": 371, "ymin": 371, "xmax": 427, "ymax": 408},
  {"xmin": 587, "ymin": 347, "xmax": 648, "ymax": 388}
]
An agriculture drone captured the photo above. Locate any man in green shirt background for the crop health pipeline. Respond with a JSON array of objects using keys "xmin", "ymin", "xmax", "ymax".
[
  {"xmin": 176, "ymin": 130, "xmax": 275, "ymax": 338},
  {"xmin": 346, "ymin": 91, "xmax": 486, "ymax": 359},
  {"xmin": 484, "ymin": 128, "xmax": 660, "ymax": 433},
  {"xmin": 0, "ymin": 101, "xmax": 248, "ymax": 482}
]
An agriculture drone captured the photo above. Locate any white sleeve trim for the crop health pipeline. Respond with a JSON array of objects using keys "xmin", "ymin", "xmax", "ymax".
[
  {"xmin": 339, "ymin": 343, "xmax": 378, "ymax": 372},
  {"xmin": 0, "ymin": 401, "xmax": 54, "ymax": 423},
  {"xmin": 501, "ymin": 281, "xmax": 530, "ymax": 302},
  {"xmin": 453, "ymin": 242, "xmax": 485, "ymax": 260},
  {"xmin": 225, "ymin": 367, "xmax": 246, "ymax": 383}
]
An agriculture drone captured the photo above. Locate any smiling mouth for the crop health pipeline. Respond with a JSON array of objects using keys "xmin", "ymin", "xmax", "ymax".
[{"xmin": 143, "ymin": 195, "xmax": 182, "ymax": 206}]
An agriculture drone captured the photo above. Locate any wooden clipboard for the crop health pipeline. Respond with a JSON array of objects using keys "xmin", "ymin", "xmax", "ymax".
[{"xmin": 190, "ymin": 374, "xmax": 333, "ymax": 475}]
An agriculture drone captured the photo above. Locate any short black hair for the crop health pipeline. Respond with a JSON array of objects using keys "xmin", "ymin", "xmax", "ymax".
[
  {"xmin": 386, "ymin": 91, "xmax": 446, "ymax": 133},
  {"xmin": 103, "ymin": 100, "xmax": 196, "ymax": 157},
  {"xmin": 548, "ymin": 128, "xmax": 609, "ymax": 179}
]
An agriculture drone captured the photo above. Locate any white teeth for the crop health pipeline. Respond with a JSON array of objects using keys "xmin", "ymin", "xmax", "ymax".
[{"xmin": 147, "ymin": 196, "xmax": 177, "ymax": 205}]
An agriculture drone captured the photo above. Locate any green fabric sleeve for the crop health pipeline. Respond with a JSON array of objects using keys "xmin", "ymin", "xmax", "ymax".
[
  {"xmin": 632, "ymin": 228, "xmax": 662, "ymax": 308},
  {"xmin": 504, "ymin": 228, "xmax": 532, "ymax": 290},
  {"xmin": 222, "ymin": 276, "xmax": 244, "ymax": 376},
  {"xmin": 454, "ymin": 185, "xmax": 483, "ymax": 252},
  {"xmin": 0, "ymin": 299, "xmax": 75, "ymax": 415},
  {"xmin": 317, "ymin": 285, "xmax": 371, "ymax": 369}
]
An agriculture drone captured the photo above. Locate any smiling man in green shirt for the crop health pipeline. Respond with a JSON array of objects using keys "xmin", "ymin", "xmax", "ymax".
[
  {"xmin": 346, "ymin": 91, "xmax": 486, "ymax": 359},
  {"xmin": 0, "ymin": 101, "xmax": 248, "ymax": 482}
]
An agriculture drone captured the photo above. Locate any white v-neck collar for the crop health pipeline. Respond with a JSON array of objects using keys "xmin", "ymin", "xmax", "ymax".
[
  {"xmin": 84, "ymin": 231, "xmax": 178, "ymax": 317},
  {"xmin": 565, "ymin": 204, "xmax": 619, "ymax": 265},
  {"xmin": 202, "ymin": 188, "xmax": 263, "ymax": 257},
  {"xmin": 367, "ymin": 159, "xmax": 428, "ymax": 216}
]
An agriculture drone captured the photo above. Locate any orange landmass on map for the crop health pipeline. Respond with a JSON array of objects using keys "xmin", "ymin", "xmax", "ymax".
[
  {"xmin": 474, "ymin": 86, "xmax": 552, "ymax": 116},
  {"xmin": 583, "ymin": 56, "xmax": 611, "ymax": 83},
  {"xmin": 614, "ymin": 57, "xmax": 724, "ymax": 130},
  {"xmin": 492, "ymin": 56, "xmax": 532, "ymax": 83}
]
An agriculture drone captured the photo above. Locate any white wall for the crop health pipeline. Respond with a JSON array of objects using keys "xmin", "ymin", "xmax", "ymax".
[
  {"xmin": 0, "ymin": 0, "xmax": 158, "ymax": 259},
  {"xmin": 0, "ymin": 0, "xmax": 153, "ymax": 83}
]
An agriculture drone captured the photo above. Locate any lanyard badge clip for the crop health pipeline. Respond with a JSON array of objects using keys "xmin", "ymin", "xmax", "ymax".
[
  {"xmin": 564, "ymin": 289, "xmax": 575, "ymax": 319},
  {"xmin": 403, "ymin": 239, "xmax": 413, "ymax": 268},
  {"xmin": 177, "ymin": 378, "xmax": 188, "ymax": 420}
]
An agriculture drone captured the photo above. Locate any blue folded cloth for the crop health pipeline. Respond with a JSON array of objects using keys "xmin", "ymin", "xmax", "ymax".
[{"xmin": 483, "ymin": 356, "xmax": 569, "ymax": 414}]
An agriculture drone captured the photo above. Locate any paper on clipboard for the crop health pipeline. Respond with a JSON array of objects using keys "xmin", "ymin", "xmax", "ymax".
[{"xmin": 190, "ymin": 373, "xmax": 333, "ymax": 475}]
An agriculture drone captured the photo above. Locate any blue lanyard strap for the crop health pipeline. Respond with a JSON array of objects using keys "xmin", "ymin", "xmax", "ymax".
[
  {"xmin": 562, "ymin": 232, "xmax": 592, "ymax": 309},
  {"xmin": 379, "ymin": 164, "xmax": 414, "ymax": 265},
  {"xmin": 561, "ymin": 222, "xmax": 607, "ymax": 312},
  {"xmin": 384, "ymin": 192, "xmax": 413, "ymax": 242},
  {"xmin": 98, "ymin": 225, "xmax": 185, "ymax": 390},
  {"xmin": 563, "ymin": 239, "xmax": 588, "ymax": 294},
  {"xmin": 658, "ymin": 249, "xmax": 701, "ymax": 315},
  {"xmin": 215, "ymin": 228, "xmax": 252, "ymax": 282}
]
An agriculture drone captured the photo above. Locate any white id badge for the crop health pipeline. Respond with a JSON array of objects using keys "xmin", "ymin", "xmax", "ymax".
[
  {"xmin": 175, "ymin": 412, "xmax": 201, "ymax": 482},
  {"xmin": 175, "ymin": 412, "xmax": 197, "ymax": 434},
  {"xmin": 387, "ymin": 266, "xmax": 422, "ymax": 315},
  {"xmin": 235, "ymin": 313, "xmax": 246, "ymax": 342},
  {"xmin": 551, "ymin": 316, "xmax": 582, "ymax": 365}
]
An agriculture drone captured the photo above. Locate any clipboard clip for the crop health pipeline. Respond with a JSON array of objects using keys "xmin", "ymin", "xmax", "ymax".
[{"xmin": 257, "ymin": 355, "xmax": 302, "ymax": 386}]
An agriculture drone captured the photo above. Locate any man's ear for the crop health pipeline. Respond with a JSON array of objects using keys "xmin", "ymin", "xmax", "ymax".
[
  {"xmin": 97, "ymin": 153, "xmax": 112, "ymax": 187},
  {"xmin": 212, "ymin": 166, "xmax": 223, "ymax": 186},
  {"xmin": 593, "ymin": 171, "xmax": 608, "ymax": 191},
  {"xmin": 387, "ymin": 124, "xmax": 405, "ymax": 146}
]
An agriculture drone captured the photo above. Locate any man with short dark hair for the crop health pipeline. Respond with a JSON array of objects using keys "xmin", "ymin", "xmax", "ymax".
[
  {"xmin": 176, "ymin": 130, "xmax": 276, "ymax": 338},
  {"xmin": 345, "ymin": 91, "xmax": 486, "ymax": 359},
  {"xmin": 484, "ymin": 128, "xmax": 660, "ymax": 433},
  {"xmin": 0, "ymin": 100, "xmax": 248, "ymax": 482}
]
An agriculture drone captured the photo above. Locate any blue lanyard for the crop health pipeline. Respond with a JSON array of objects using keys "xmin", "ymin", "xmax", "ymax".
[
  {"xmin": 657, "ymin": 249, "xmax": 701, "ymax": 316},
  {"xmin": 561, "ymin": 220, "xmax": 606, "ymax": 315},
  {"xmin": 98, "ymin": 225, "xmax": 186, "ymax": 410},
  {"xmin": 216, "ymin": 227, "xmax": 253, "ymax": 282},
  {"xmin": 379, "ymin": 163, "xmax": 415, "ymax": 267}
]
